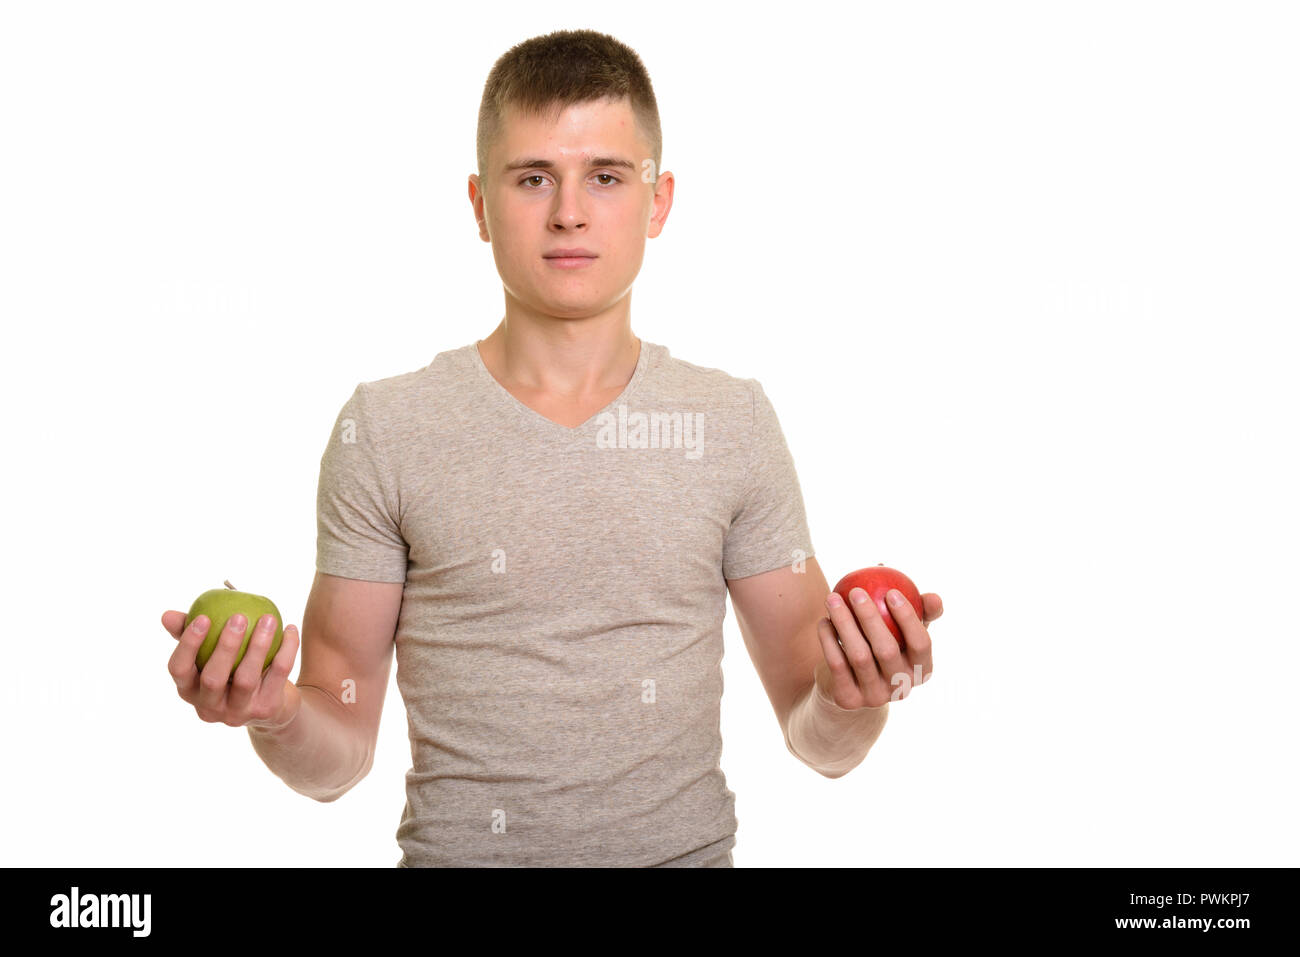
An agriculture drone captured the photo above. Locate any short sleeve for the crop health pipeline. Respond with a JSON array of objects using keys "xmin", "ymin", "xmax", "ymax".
[
  {"xmin": 315, "ymin": 383, "xmax": 409, "ymax": 584},
  {"xmin": 722, "ymin": 379, "xmax": 815, "ymax": 579}
]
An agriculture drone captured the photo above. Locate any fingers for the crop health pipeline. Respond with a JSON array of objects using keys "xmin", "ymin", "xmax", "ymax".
[
  {"xmin": 167, "ymin": 614, "xmax": 208, "ymax": 701},
  {"xmin": 170, "ymin": 610, "xmax": 301, "ymax": 728},
  {"xmin": 195, "ymin": 614, "xmax": 248, "ymax": 714},
  {"xmin": 161, "ymin": 610, "xmax": 188, "ymax": 640},
  {"xmin": 264, "ymin": 624, "xmax": 299, "ymax": 691},
  {"xmin": 226, "ymin": 614, "xmax": 278, "ymax": 720},
  {"xmin": 255, "ymin": 623, "xmax": 300, "ymax": 712},
  {"xmin": 886, "ymin": 590, "xmax": 934, "ymax": 687},
  {"xmin": 815, "ymin": 619, "xmax": 861, "ymax": 707},
  {"xmin": 922, "ymin": 592, "xmax": 943, "ymax": 624},
  {"xmin": 825, "ymin": 591, "xmax": 891, "ymax": 703},
  {"xmin": 251, "ymin": 626, "xmax": 301, "ymax": 728},
  {"xmin": 842, "ymin": 588, "xmax": 913, "ymax": 699},
  {"xmin": 817, "ymin": 617, "xmax": 886, "ymax": 708}
]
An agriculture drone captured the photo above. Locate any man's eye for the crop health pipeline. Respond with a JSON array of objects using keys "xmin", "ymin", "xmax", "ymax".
[
  {"xmin": 522, "ymin": 175, "xmax": 545, "ymax": 187},
  {"xmin": 595, "ymin": 173, "xmax": 619, "ymax": 186}
]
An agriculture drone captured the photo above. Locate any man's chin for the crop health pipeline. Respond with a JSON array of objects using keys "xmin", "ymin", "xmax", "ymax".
[{"xmin": 521, "ymin": 294, "xmax": 615, "ymax": 320}]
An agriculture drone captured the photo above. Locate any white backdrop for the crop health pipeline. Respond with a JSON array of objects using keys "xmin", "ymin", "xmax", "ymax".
[{"xmin": 2, "ymin": 0, "xmax": 1296, "ymax": 867}]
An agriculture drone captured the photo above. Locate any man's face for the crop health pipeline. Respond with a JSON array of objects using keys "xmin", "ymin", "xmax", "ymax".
[{"xmin": 469, "ymin": 96, "xmax": 673, "ymax": 320}]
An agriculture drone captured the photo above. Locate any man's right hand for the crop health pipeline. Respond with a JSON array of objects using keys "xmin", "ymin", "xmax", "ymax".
[{"xmin": 162, "ymin": 609, "xmax": 301, "ymax": 731}]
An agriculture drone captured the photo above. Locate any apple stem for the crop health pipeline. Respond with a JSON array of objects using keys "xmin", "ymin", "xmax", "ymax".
[{"xmin": 224, "ymin": 580, "xmax": 236, "ymax": 590}]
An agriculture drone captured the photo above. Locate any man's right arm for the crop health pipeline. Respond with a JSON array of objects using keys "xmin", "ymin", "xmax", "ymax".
[
  {"xmin": 247, "ymin": 572, "xmax": 402, "ymax": 802},
  {"xmin": 246, "ymin": 683, "xmax": 372, "ymax": 802}
]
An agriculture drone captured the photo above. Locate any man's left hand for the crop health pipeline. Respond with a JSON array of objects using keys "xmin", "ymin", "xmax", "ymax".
[{"xmin": 813, "ymin": 589, "xmax": 942, "ymax": 710}]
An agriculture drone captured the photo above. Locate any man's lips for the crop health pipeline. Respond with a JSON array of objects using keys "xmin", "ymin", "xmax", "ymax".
[{"xmin": 543, "ymin": 249, "xmax": 597, "ymax": 268}]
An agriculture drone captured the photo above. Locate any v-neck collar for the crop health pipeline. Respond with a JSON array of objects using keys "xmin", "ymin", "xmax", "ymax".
[{"xmin": 466, "ymin": 337, "xmax": 658, "ymax": 441}]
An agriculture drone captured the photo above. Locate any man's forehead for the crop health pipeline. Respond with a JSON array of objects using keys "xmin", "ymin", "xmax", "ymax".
[
  {"xmin": 501, "ymin": 97, "xmax": 636, "ymax": 134},
  {"xmin": 497, "ymin": 99, "xmax": 645, "ymax": 165}
]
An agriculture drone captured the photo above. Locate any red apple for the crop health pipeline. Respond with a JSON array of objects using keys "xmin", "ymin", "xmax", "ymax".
[{"xmin": 832, "ymin": 564, "xmax": 924, "ymax": 643}]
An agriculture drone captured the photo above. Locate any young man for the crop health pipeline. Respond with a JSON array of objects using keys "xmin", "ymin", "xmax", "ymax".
[{"xmin": 164, "ymin": 29, "xmax": 941, "ymax": 867}]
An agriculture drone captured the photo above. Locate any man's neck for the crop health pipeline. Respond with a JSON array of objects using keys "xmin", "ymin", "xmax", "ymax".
[{"xmin": 477, "ymin": 309, "xmax": 641, "ymax": 400}]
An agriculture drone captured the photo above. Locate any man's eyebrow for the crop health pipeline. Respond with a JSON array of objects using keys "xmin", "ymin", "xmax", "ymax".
[{"xmin": 503, "ymin": 156, "xmax": 637, "ymax": 173}]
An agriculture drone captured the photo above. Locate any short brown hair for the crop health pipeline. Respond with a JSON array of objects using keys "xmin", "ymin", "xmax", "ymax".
[{"xmin": 476, "ymin": 30, "xmax": 662, "ymax": 186}]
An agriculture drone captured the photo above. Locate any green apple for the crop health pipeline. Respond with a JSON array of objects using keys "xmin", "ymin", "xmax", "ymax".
[{"xmin": 185, "ymin": 580, "xmax": 284, "ymax": 677}]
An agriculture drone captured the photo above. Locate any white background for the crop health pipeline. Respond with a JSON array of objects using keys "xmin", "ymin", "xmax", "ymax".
[{"xmin": 2, "ymin": 0, "xmax": 1296, "ymax": 867}]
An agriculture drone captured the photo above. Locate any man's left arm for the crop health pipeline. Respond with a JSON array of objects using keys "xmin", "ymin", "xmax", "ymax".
[{"xmin": 727, "ymin": 556, "xmax": 942, "ymax": 778}]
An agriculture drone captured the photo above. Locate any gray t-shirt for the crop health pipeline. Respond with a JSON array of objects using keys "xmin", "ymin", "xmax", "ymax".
[{"xmin": 315, "ymin": 338, "xmax": 814, "ymax": 866}]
